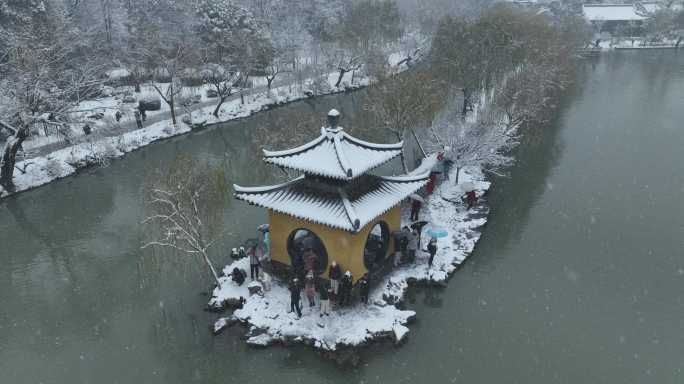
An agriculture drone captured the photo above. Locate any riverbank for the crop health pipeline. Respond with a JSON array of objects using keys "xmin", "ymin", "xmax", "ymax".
[
  {"xmin": 0, "ymin": 72, "xmax": 371, "ymax": 199},
  {"xmin": 208, "ymin": 157, "xmax": 491, "ymax": 356},
  {"xmin": 595, "ymin": 37, "xmax": 682, "ymax": 51}
]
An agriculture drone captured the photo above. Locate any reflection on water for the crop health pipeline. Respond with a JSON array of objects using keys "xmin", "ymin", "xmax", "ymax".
[{"xmin": 1, "ymin": 51, "xmax": 684, "ymax": 383}]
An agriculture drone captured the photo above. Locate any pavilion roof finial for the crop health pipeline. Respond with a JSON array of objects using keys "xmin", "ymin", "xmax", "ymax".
[
  {"xmin": 262, "ymin": 109, "xmax": 404, "ymax": 180},
  {"xmin": 327, "ymin": 109, "xmax": 340, "ymax": 130}
]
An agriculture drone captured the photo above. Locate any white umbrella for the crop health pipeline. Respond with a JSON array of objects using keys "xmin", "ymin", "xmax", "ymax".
[{"xmin": 409, "ymin": 194, "xmax": 425, "ymax": 203}]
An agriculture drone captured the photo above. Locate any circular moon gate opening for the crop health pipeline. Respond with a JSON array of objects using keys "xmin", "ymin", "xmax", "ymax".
[
  {"xmin": 363, "ymin": 221, "xmax": 390, "ymax": 270},
  {"xmin": 287, "ymin": 228, "xmax": 329, "ymax": 275}
]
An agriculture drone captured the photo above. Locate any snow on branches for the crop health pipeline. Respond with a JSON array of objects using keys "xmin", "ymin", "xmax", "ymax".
[
  {"xmin": 427, "ymin": 96, "xmax": 518, "ymax": 183},
  {"xmin": 142, "ymin": 155, "xmax": 228, "ymax": 288}
]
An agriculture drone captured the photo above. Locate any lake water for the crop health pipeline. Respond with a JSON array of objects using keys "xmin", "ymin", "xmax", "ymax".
[{"xmin": 1, "ymin": 51, "xmax": 683, "ymax": 383}]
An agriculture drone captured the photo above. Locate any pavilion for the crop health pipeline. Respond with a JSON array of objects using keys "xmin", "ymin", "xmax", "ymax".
[
  {"xmin": 233, "ymin": 110, "xmax": 429, "ymax": 282},
  {"xmin": 582, "ymin": 3, "xmax": 660, "ymax": 34}
]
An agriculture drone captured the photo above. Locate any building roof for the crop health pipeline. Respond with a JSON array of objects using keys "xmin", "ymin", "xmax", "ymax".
[
  {"xmin": 262, "ymin": 126, "xmax": 403, "ymax": 180},
  {"xmin": 582, "ymin": 3, "xmax": 659, "ymax": 22},
  {"xmin": 234, "ymin": 173, "xmax": 429, "ymax": 233}
]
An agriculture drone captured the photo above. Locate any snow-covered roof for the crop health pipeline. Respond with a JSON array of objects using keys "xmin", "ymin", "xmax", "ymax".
[
  {"xmin": 262, "ymin": 126, "xmax": 403, "ymax": 180},
  {"xmin": 234, "ymin": 173, "xmax": 429, "ymax": 232},
  {"xmin": 582, "ymin": 3, "xmax": 659, "ymax": 22}
]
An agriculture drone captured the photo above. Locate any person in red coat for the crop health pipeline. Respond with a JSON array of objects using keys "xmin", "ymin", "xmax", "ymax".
[
  {"xmin": 466, "ymin": 190, "xmax": 477, "ymax": 209},
  {"xmin": 426, "ymin": 172, "xmax": 438, "ymax": 194}
]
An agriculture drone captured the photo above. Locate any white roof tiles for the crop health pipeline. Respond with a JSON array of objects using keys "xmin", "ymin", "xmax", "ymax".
[
  {"xmin": 582, "ymin": 3, "xmax": 659, "ymax": 22},
  {"xmin": 234, "ymin": 173, "xmax": 429, "ymax": 232},
  {"xmin": 262, "ymin": 127, "xmax": 403, "ymax": 180}
]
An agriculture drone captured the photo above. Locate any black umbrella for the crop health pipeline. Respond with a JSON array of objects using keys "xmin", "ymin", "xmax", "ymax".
[{"xmin": 410, "ymin": 220, "xmax": 429, "ymax": 232}]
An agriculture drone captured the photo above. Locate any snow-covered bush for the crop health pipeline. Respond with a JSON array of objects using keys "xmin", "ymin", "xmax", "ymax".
[
  {"xmin": 163, "ymin": 123, "xmax": 176, "ymax": 135},
  {"xmin": 102, "ymin": 142, "xmax": 119, "ymax": 158},
  {"xmin": 310, "ymin": 75, "xmax": 332, "ymax": 95},
  {"xmin": 45, "ymin": 158, "xmax": 64, "ymax": 178}
]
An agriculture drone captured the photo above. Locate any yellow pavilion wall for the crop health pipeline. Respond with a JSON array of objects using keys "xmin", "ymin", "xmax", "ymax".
[{"xmin": 268, "ymin": 205, "xmax": 401, "ymax": 281}]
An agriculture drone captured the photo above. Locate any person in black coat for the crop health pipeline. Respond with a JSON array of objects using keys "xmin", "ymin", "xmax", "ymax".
[
  {"xmin": 426, "ymin": 237, "xmax": 438, "ymax": 268},
  {"xmin": 230, "ymin": 267, "xmax": 245, "ymax": 286},
  {"xmin": 288, "ymin": 278, "xmax": 302, "ymax": 318},
  {"xmin": 358, "ymin": 273, "xmax": 370, "ymax": 304},
  {"xmin": 339, "ymin": 271, "xmax": 353, "ymax": 306}
]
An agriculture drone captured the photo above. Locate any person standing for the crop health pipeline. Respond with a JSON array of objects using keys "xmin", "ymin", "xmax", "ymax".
[
  {"xmin": 262, "ymin": 231, "xmax": 270, "ymax": 260},
  {"xmin": 466, "ymin": 190, "xmax": 477, "ymax": 209},
  {"xmin": 340, "ymin": 271, "xmax": 353, "ymax": 306},
  {"xmin": 442, "ymin": 158, "xmax": 453, "ymax": 180},
  {"xmin": 115, "ymin": 110, "xmax": 122, "ymax": 123},
  {"xmin": 407, "ymin": 228, "xmax": 418, "ymax": 264},
  {"xmin": 248, "ymin": 246, "xmax": 260, "ymax": 280},
  {"xmin": 134, "ymin": 110, "xmax": 143, "ymax": 129},
  {"xmin": 289, "ymin": 278, "xmax": 302, "ymax": 319},
  {"xmin": 392, "ymin": 231, "xmax": 404, "ymax": 266},
  {"xmin": 400, "ymin": 226, "xmax": 410, "ymax": 264},
  {"xmin": 426, "ymin": 171, "xmax": 439, "ymax": 194},
  {"xmin": 305, "ymin": 271, "xmax": 316, "ymax": 308},
  {"xmin": 427, "ymin": 237, "xmax": 438, "ymax": 268},
  {"xmin": 328, "ymin": 261, "xmax": 341, "ymax": 298},
  {"xmin": 319, "ymin": 284, "xmax": 331, "ymax": 317},
  {"xmin": 358, "ymin": 273, "xmax": 370, "ymax": 304},
  {"xmin": 410, "ymin": 198, "xmax": 422, "ymax": 221}
]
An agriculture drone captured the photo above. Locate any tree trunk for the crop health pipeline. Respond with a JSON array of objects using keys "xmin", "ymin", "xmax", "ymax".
[
  {"xmin": 1, "ymin": 126, "xmax": 29, "ymax": 190},
  {"xmin": 391, "ymin": 130, "xmax": 409, "ymax": 173},
  {"xmin": 410, "ymin": 128, "xmax": 427, "ymax": 158},
  {"xmin": 335, "ymin": 69, "xmax": 346, "ymax": 87},
  {"xmin": 169, "ymin": 99, "xmax": 177, "ymax": 126},
  {"xmin": 399, "ymin": 150, "xmax": 409, "ymax": 174},
  {"xmin": 213, "ymin": 96, "xmax": 227, "ymax": 118},
  {"xmin": 201, "ymin": 250, "xmax": 222, "ymax": 288},
  {"xmin": 461, "ymin": 88, "xmax": 469, "ymax": 118},
  {"xmin": 267, "ymin": 76, "xmax": 274, "ymax": 90},
  {"xmin": 455, "ymin": 166, "xmax": 461, "ymax": 184}
]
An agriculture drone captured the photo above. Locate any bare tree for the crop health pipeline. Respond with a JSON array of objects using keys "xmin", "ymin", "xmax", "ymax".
[
  {"xmin": 142, "ymin": 42, "xmax": 192, "ymax": 126},
  {"xmin": 142, "ymin": 155, "xmax": 228, "ymax": 288},
  {"xmin": 427, "ymin": 97, "xmax": 518, "ymax": 183},
  {"xmin": 327, "ymin": 48, "xmax": 363, "ymax": 88},
  {"xmin": 202, "ymin": 64, "xmax": 239, "ymax": 117},
  {"xmin": 264, "ymin": 53, "xmax": 287, "ymax": 92},
  {"xmin": 0, "ymin": 32, "xmax": 102, "ymax": 190},
  {"xmin": 363, "ymin": 70, "xmax": 444, "ymax": 172}
]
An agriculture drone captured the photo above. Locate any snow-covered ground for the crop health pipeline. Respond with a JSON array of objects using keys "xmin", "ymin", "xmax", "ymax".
[
  {"xmin": 0, "ymin": 71, "xmax": 371, "ymax": 199},
  {"xmin": 209, "ymin": 160, "xmax": 491, "ymax": 351}
]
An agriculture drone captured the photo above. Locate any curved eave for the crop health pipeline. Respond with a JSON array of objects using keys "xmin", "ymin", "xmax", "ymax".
[
  {"xmin": 232, "ymin": 175, "xmax": 305, "ymax": 194},
  {"xmin": 234, "ymin": 193, "xmax": 354, "ymax": 232},
  {"xmin": 379, "ymin": 172, "xmax": 430, "ymax": 183},
  {"xmin": 261, "ymin": 134, "xmax": 327, "ymax": 158},
  {"xmin": 341, "ymin": 131, "xmax": 404, "ymax": 151},
  {"xmin": 262, "ymin": 148, "xmax": 404, "ymax": 181}
]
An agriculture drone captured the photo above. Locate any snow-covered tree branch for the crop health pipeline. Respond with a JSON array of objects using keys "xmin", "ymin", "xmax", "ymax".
[
  {"xmin": 426, "ymin": 96, "xmax": 518, "ymax": 183},
  {"xmin": 142, "ymin": 155, "xmax": 228, "ymax": 288}
]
